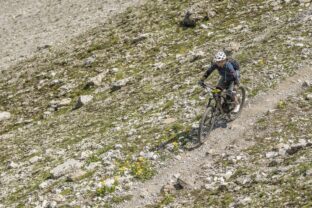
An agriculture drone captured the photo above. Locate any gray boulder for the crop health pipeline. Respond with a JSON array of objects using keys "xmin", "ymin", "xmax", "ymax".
[
  {"xmin": 50, "ymin": 159, "xmax": 83, "ymax": 178},
  {"xmin": 111, "ymin": 77, "xmax": 133, "ymax": 91},
  {"xmin": 0, "ymin": 112, "xmax": 11, "ymax": 121},
  {"xmin": 7, "ymin": 161, "xmax": 18, "ymax": 169},
  {"xmin": 86, "ymin": 71, "xmax": 107, "ymax": 87},
  {"xmin": 84, "ymin": 54, "xmax": 96, "ymax": 67},
  {"xmin": 181, "ymin": 11, "xmax": 196, "ymax": 28},
  {"xmin": 176, "ymin": 175, "xmax": 195, "ymax": 189},
  {"xmin": 73, "ymin": 95, "xmax": 93, "ymax": 110},
  {"xmin": 58, "ymin": 98, "xmax": 72, "ymax": 107},
  {"xmin": 306, "ymin": 93, "xmax": 312, "ymax": 100}
]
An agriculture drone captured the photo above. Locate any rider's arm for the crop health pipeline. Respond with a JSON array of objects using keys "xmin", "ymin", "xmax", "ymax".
[{"xmin": 202, "ymin": 64, "xmax": 216, "ymax": 80}]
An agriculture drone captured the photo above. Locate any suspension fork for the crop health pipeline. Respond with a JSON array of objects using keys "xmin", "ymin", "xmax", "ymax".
[{"xmin": 214, "ymin": 94, "xmax": 224, "ymax": 114}]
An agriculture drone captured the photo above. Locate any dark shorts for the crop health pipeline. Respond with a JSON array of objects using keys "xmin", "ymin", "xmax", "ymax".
[
  {"xmin": 217, "ymin": 71, "xmax": 240, "ymax": 96},
  {"xmin": 217, "ymin": 78, "xmax": 234, "ymax": 94}
]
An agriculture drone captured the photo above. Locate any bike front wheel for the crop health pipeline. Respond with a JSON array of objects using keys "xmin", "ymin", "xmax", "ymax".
[{"xmin": 198, "ymin": 106, "xmax": 217, "ymax": 144}]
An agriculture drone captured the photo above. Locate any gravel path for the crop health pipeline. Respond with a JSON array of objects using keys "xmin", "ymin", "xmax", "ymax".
[{"xmin": 0, "ymin": 0, "xmax": 144, "ymax": 71}]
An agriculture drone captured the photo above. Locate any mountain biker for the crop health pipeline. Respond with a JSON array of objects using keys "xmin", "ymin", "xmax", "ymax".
[{"xmin": 198, "ymin": 51, "xmax": 240, "ymax": 113}]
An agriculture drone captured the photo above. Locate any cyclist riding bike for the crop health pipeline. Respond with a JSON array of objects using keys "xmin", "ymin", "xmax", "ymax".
[{"xmin": 198, "ymin": 51, "xmax": 240, "ymax": 113}]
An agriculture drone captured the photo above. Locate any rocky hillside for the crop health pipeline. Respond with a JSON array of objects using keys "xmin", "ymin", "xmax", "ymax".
[
  {"xmin": 149, "ymin": 85, "xmax": 312, "ymax": 208},
  {"xmin": 0, "ymin": 0, "xmax": 312, "ymax": 207}
]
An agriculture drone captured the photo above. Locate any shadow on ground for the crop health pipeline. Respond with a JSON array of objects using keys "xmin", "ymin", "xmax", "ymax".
[{"xmin": 152, "ymin": 118, "xmax": 229, "ymax": 152}]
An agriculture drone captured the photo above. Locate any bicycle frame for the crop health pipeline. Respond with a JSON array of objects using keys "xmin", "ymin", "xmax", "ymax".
[{"xmin": 204, "ymin": 85, "xmax": 228, "ymax": 115}]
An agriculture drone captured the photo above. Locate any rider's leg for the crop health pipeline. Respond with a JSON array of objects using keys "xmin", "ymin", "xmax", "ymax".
[{"xmin": 227, "ymin": 81, "xmax": 240, "ymax": 113}]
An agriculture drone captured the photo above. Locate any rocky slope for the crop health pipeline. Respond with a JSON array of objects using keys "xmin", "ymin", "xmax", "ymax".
[
  {"xmin": 0, "ymin": 0, "xmax": 312, "ymax": 207},
  {"xmin": 149, "ymin": 85, "xmax": 312, "ymax": 208},
  {"xmin": 0, "ymin": 0, "xmax": 144, "ymax": 71}
]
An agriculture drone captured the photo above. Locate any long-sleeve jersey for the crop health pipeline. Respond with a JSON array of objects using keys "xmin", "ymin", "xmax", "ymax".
[{"xmin": 203, "ymin": 61, "xmax": 239, "ymax": 84}]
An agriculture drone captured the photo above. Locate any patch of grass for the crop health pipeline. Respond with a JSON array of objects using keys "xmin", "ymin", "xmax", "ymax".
[
  {"xmin": 130, "ymin": 157, "xmax": 155, "ymax": 180},
  {"xmin": 86, "ymin": 155, "xmax": 101, "ymax": 164},
  {"xmin": 230, "ymin": 167, "xmax": 251, "ymax": 180},
  {"xmin": 96, "ymin": 185, "xmax": 116, "ymax": 197},
  {"xmin": 162, "ymin": 100, "xmax": 174, "ymax": 110},
  {"xmin": 147, "ymin": 194, "xmax": 175, "ymax": 208},
  {"xmin": 111, "ymin": 194, "xmax": 133, "ymax": 204},
  {"xmin": 77, "ymin": 171, "xmax": 95, "ymax": 181},
  {"xmin": 60, "ymin": 188, "xmax": 73, "ymax": 196},
  {"xmin": 277, "ymin": 100, "xmax": 287, "ymax": 110},
  {"xmin": 256, "ymin": 117, "xmax": 269, "ymax": 130},
  {"xmin": 96, "ymin": 178, "xmax": 119, "ymax": 196}
]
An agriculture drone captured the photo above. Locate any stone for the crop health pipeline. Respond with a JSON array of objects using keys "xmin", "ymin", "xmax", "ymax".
[
  {"xmin": 306, "ymin": 93, "xmax": 312, "ymax": 100},
  {"xmin": 177, "ymin": 175, "xmax": 195, "ymax": 189},
  {"xmin": 111, "ymin": 77, "xmax": 133, "ymax": 91},
  {"xmin": 235, "ymin": 176, "xmax": 252, "ymax": 186},
  {"xmin": 139, "ymin": 151, "xmax": 158, "ymax": 160},
  {"xmin": 163, "ymin": 117, "xmax": 177, "ymax": 124},
  {"xmin": 50, "ymin": 98, "xmax": 72, "ymax": 109},
  {"xmin": 50, "ymin": 159, "xmax": 83, "ymax": 178},
  {"xmin": 224, "ymin": 42, "xmax": 240, "ymax": 56},
  {"xmin": 86, "ymin": 72, "xmax": 107, "ymax": 87},
  {"xmin": 153, "ymin": 62, "xmax": 165, "ymax": 70},
  {"xmin": 29, "ymin": 156, "xmax": 42, "ymax": 164},
  {"xmin": 132, "ymin": 33, "xmax": 149, "ymax": 44},
  {"xmin": 181, "ymin": 11, "xmax": 196, "ymax": 28},
  {"xmin": 299, "ymin": 0, "xmax": 311, "ymax": 3},
  {"xmin": 66, "ymin": 170, "xmax": 87, "ymax": 182},
  {"xmin": 39, "ymin": 179, "xmax": 54, "ymax": 189},
  {"xmin": 139, "ymin": 190, "xmax": 149, "ymax": 198},
  {"xmin": 302, "ymin": 80, "xmax": 311, "ymax": 88},
  {"xmin": 306, "ymin": 169, "xmax": 312, "ymax": 176},
  {"xmin": 42, "ymin": 200, "xmax": 57, "ymax": 208},
  {"xmin": 239, "ymin": 197, "xmax": 252, "ymax": 205},
  {"xmin": 203, "ymin": 183, "xmax": 217, "ymax": 191},
  {"xmin": 200, "ymin": 23, "xmax": 208, "ymax": 29},
  {"xmin": 224, "ymin": 170, "xmax": 233, "ymax": 180},
  {"xmin": 102, "ymin": 177, "xmax": 116, "ymax": 188},
  {"xmin": 7, "ymin": 161, "xmax": 18, "ymax": 169},
  {"xmin": 161, "ymin": 183, "xmax": 176, "ymax": 194},
  {"xmin": 114, "ymin": 144, "xmax": 123, "ymax": 149},
  {"xmin": 188, "ymin": 50, "xmax": 205, "ymax": 62},
  {"xmin": 110, "ymin": 68, "xmax": 119, "ymax": 73},
  {"xmin": 58, "ymin": 98, "xmax": 72, "ymax": 107},
  {"xmin": 268, "ymin": 160, "xmax": 278, "ymax": 167},
  {"xmin": 86, "ymin": 162, "xmax": 101, "ymax": 171},
  {"xmin": 265, "ymin": 151, "xmax": 279, "ymax": 158},
  {"xmin": 73, "ymin": 95, "xmax": 93, "ymax": 109},
  {"xmin": 286, "ymin": 144, "xmax": 304, "ymax": 155},
  {"xmin": 84, "ymin": 54, "xmax": 96, "ymax": 67},
  {"xmin": 0, "ymin": 112, "xmax": 11, "ymax": 121}
]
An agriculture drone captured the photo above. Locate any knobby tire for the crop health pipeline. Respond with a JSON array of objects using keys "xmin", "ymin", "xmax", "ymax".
[{"xmin": 198, "ymin": 106, "xmax": 216, "ymax": 144}]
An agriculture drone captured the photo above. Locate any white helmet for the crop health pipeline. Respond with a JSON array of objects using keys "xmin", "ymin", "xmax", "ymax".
[{"xmin": 214, "ymin": 51, "xmax": 227, "ymax": 62}]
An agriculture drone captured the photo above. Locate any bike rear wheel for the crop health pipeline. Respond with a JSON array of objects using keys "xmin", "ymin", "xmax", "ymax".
[{"xmin": 198, "ymin": 106, "xmax": 217, "ymax": 144}]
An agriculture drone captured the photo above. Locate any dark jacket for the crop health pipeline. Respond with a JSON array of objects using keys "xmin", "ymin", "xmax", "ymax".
[{"xmin": 203, "ymin": 61, "xmax": 239, "ymax": 84}]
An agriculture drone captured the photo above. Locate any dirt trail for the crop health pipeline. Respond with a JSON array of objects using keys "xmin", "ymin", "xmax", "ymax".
[
  {"xmin": 118, "ymin": 67, "xmax": 312, "ymax": 208},
  {"xmin": 0, "ymin": 0, "xmax": 144, "ymax": 71}
]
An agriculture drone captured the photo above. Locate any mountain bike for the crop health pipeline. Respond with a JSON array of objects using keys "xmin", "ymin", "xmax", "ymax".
[{"xmin": 198, "ymin": 83, "xmax": 246, "ymax": 144}]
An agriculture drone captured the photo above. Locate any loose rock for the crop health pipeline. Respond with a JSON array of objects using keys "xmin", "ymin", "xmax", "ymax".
[
  {"xmin": 0, "ymin": 112, "xmax": 11, "ymax": 121},
  {"xmin": 50, "ymin": 159, "xmax": 83, "ymax": 178},
  {"xmin": 181, "ymin": 11, "xmax": 196, "ymax": 28},
  {"xmin": 73, "ymin": 95, "xmax": 93, "ymax": 110},
  {"xmin": 66, "ymin": 170, "xmax": 87, "ymax": 182},
  {"xmin": 85, "ymin": 71, "xmax": 107, "ymax": 87}
]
